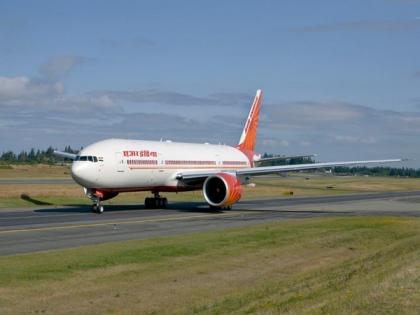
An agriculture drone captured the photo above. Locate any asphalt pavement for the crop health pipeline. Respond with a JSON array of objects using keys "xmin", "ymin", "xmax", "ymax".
[{"xmin": 1, "ymin": 191, "xmax": 419, "ymax": 256}]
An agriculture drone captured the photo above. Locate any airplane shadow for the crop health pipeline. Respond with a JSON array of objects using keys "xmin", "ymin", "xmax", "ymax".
[
  {"xmin": 33, "ymin": 201, "xmax": 350, "ymax": 215},
  {"xmin": 33, "ymin": 202, "xmax": 221, "ymax": 214},
  {"xmin": 21, "ymin": 194, "xmax": 53, "ymax": 206}
]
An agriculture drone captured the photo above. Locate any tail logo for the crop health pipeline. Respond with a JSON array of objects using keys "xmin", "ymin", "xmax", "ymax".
[{"xmin": 237, "ymin": 89, "xmax": 263, "ymax": 163}]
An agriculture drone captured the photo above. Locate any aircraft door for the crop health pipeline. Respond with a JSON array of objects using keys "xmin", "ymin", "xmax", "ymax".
[
  {"xmin": 96, "ymin": 156, "xmax": 104, "ymax": 181},
  {"xmin": 115, "ymin": 152, "xmax": 125, "ymax": 172}
]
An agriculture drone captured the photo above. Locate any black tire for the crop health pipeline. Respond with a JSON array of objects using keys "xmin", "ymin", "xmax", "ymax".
[
  {"xmin": 162, "ymin": 198, "xmax": 168, "ymax": 208},
  {"xmin": 155, "ymin": 198, "xmax": 162, "ymax": 208}
]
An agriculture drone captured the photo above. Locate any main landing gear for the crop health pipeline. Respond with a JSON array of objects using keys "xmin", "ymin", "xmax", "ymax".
[
  {"xmin": 91, "ymin": 202, "xmax": 104, "ymax": 214},
  {"xmin": 145, "ymin": 192, "xmax": 168, "ymax": 209}
]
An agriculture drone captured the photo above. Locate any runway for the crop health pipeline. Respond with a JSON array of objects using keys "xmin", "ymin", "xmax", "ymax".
[
  {"xmin": 0, "ymin": 178, "xmax": 74, "ymax": 185},
  {"xmin": 1, "ymin": 191, "xmax": 420, "ymax": 256}
]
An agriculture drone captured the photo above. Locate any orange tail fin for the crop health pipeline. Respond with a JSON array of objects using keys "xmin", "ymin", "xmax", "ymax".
[{"xmin": 237, "ymin": 89, "xmax": 262, "ymax": 163}]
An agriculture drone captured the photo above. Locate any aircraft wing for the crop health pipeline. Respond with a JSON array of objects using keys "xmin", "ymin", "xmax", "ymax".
[
  {"xmin": 53, "ymin": 150, "xmax": 77, "ymax": 160},
  {"xmin": 255, "ymin": 154, "xmax": 317, "ymax": 165},
  {"xmin": 177, "ymin": 158, "xmax": 402, "ymax": 185},
  {"xmin": 236, "ymin": 159, "xmax": 402, "ymax": 177}
]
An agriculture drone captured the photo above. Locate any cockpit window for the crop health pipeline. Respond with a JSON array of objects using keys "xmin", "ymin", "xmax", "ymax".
[{"xmin": 76, "ymin": 155, "xmax": 98, "ymax": 162}]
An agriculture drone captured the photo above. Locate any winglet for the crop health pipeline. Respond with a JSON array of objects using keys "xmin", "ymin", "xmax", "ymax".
[{"xmin": 237, "ymin": 89, "xmax": 263, "ymax": 164}]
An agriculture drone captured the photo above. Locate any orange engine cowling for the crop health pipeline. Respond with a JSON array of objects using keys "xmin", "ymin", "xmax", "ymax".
[{"xmin": 203, "ymin": 173, "xmax": 242, "ymax": 207}]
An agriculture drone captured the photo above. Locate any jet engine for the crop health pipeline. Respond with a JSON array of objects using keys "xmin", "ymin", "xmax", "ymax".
[{"xmin": 203, "ymin": 173, "xmax": 242, "ymax": 208}]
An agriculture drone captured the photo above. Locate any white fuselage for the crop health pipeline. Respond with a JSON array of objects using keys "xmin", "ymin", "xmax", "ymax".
[{"xmin": 71, "ymin": 139, "xmax": 250, "ymax": 192}]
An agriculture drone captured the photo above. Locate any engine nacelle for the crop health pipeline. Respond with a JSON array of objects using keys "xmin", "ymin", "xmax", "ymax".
[{"xmin": 203, "ymin": 173, "xmax": 242, "ymax": 207}]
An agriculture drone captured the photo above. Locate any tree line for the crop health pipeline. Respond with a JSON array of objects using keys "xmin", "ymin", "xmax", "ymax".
[
  {"xmin": 259, "ymin": 154, "xmax": 420, "ymax": 178},
  {"xmin": 332, "ymin": 166, "xmax": 420, "ymax": 178},
  {"xmin": 0, "ymin": 146, "xmax": 79, "ymax": 164}
]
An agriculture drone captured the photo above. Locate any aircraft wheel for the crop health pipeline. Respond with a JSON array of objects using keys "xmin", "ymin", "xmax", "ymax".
[
  {"xmin": 162, "ymin": 198, "xmax": 168, "ymax": 208},
  {"xmin": 156, "ymin": 198, "xmax": 162, "ymax": 208},
  {"xmin": 98, "ymin": 205, "xmax": 104, "ymax": 214},
  {"xmin": 91, "ymin": 204, "xmax": 98, "ymax": 213},
  {"xmin": 144, "ymin": 197, "xmax": 150, "ymax": 208}
]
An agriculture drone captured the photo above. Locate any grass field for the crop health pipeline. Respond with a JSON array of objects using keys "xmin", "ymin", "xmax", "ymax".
[
  {"xmin": 0, "ymin": 164, "xmax": 71, "ymax": 178},
  {"xmin": 1, "ymin": 165, "xmax": 420, "ymax": 208},
  {"xmin": 0, "ymin": 216, "xmax": 418, "ymax": 314}
]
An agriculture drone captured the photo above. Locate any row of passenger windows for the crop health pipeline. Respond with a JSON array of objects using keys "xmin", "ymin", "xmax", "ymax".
[
  {"xmin": 75, "ymin": 156, "xmax": 98, "ymax": 162},
  {"xmin": 125, "ymin": 159, "xmax": 247, "ymax": 166},
  {"xmin": 165, "ymin": 160, "xmax": 217, "ymax": 165}
]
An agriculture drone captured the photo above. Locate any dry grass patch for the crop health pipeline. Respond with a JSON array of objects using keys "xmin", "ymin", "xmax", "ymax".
[{"xmin": 0, "ymin": 164, "xmax": 71, "ymax": 179}]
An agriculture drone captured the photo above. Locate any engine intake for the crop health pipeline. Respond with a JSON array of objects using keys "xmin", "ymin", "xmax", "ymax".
[{"xmin": 203, "ymin": 173, "xmax": 242, "ymax": 207}]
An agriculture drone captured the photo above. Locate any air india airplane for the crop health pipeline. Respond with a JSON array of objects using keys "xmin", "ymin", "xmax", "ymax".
[{"xmin": 54, "ymin": 90, "xmax": 401, "ymax": 213}]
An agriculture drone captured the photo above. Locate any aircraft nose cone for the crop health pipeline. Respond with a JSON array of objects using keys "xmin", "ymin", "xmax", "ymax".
[
  {"xmin": 71, "ymin": 162, "xmax": 94, "ymax": 186},
  {"xmin": 71, "ymin": 162, "xmax": 84, "ymax": 183}
]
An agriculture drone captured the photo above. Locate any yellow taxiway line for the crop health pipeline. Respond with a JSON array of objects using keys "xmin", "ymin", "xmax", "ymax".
[{"xmin": 0, "ymin": 211, "xmax": 247, "ymax": 235}]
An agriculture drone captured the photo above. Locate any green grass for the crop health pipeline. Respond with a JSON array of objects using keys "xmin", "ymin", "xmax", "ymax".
[{"xmin": 0, "ymin": 217, "xmax": 419, "ymax": 314}]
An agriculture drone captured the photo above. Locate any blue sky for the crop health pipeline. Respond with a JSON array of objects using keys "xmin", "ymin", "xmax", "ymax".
[{"xmin": 1, "ymin": 0, "xmax": 420, "ymax": 166}]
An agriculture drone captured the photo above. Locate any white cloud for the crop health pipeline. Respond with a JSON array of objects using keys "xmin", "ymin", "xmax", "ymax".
[
  {"xmin": 0, "ymin": 75, "xmax": 121, "ymax": 115},
  {"xmin": 91, "ymin": 89, "xmax": 253, "ymax": 107},
  {"xmin": 0, "ymin": 76, "xmax": 63, "ymax": 102}
]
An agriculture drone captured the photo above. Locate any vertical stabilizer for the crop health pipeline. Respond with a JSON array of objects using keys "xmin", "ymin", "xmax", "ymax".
[{"xmin": 237, "ymin": 89, "xmax": 263, "ymax": 163}]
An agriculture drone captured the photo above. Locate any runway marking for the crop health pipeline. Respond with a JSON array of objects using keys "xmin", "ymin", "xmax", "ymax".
[{"xmin": 0, "ymin": 211, "xmax": 248, "ymax": 235}]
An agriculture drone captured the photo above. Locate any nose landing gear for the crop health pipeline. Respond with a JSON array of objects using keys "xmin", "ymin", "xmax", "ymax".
[
  {"xmin": 145, "ymin": 192, "xmax": 168, "ymax": 209},
  {"xmin": 91, "ymin": 203, "xmax": 104, "ymax": 214}
]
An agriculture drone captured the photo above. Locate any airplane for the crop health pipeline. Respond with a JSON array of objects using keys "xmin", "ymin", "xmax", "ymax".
[{"xmin": 54, "ymin": 89, "xmax": 402, "ymax": 213}]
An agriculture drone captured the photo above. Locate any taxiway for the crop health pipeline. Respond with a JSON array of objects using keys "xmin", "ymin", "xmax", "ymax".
[{"xmin": 0, "ymin": 191, "xmax": 419, "ymax": 256}]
